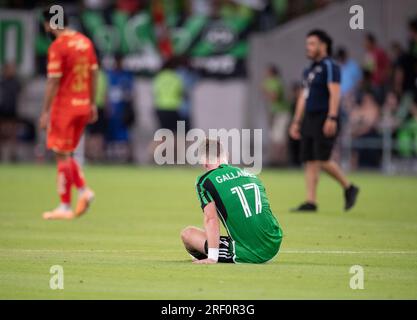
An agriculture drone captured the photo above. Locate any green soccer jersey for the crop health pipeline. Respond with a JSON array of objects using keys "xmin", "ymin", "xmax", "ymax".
[{"xmin": 196, "ymin": 164, "xmax": 283, "ymax": 263}]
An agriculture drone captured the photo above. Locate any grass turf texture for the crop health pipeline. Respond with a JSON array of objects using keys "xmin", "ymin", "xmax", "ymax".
[{"xmin": 0, "ymin": 164, "xmax": 416, "ymax": 299}]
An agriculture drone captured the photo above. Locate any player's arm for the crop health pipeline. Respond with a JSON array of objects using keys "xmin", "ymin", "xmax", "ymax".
[
  {"xmin": 89, "ymin": 42, "xmax": 99, "ymax": 124},
  {"xmin": 323, "ymin": 61, "xmax": 341, "ymax": 137},
  {"xmin": 89, "ymin": 67, "xmax": 99, "ymax": 123},
  {"xmin": 289, "ymin": 90, "xmax": 306, "ymax": 140},
  {"xmin": 327, "ymin": 82, "xmax": 340, "ymax": 117},
  {"xmin": 323, "ymin": 82, "xmax": 341, "ymax": 137},
  {"xmin": 193, "ymin": 202, "xmax": 220, "ymax": 264},
  {"xmin": 39, "ymin": 77, "xmax": 60, "ymax": 130},
  {"xmin": 40, "ymin": 42, "xmax": 62, "ymax": 130}
]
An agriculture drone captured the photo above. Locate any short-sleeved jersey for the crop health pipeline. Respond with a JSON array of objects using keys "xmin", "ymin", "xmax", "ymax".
[
  {"xmin": 196, "ymin": 164, "xmax": 283, "ymax": 263},
  {"xmin": 302, "ymin": 57, "xmax": 341, "ymax": 113},
  {"xmin": 47, "ymin": 30, "xmax": 98, "ymax": 113}
]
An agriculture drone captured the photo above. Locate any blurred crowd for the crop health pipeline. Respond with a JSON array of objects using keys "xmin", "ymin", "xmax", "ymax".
[
  {"xmin": 5, "ymin": 1, "xmax": 415, "ymax": 170},
  {"xmin": 0, "ymin": 50, "xmax": 200, "ymax": 163},
  {"xmin": 4, "ymin": 0, "xmax": 335, "ymax": 31},
  {"xmin": 0, "ymin": 0, "xmax": 339, "ymax": 164},
  {"xmin": 262, "ymin": 18, "xmax": 417, "ymax": 169}
]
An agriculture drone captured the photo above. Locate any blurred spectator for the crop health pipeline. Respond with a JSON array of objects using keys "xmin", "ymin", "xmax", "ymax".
[
  {"xmin": 408, "ymin": 18, "xmax": 417, "ymax": 120},
  {"xmin": 261, "ymin": 65, "xmax": 290, "ymax": 165},
  {"xmin": 190, "ymin": 0, "xmax": 213, "ymax": 16},
  {"xmin": 0, "ymin": 62, "xmax": 20, "ymax": 120},
  {"xmin": 408, "ymin": 17, "xmax": 417, "ymax": 62},
  {"xmin": 288, "ymin": 0, "xmax": 330, "ymax": 18},
  {"xmin": 335, "ymin": 47, "xmax": 363, "ymax": 138},
  {"xmin": 217, "ymin": 0, "xmax": 254, "ymax": 21},
  {"xmin": 0, "ymin": 62, "xmax": 21, "ymax": 162},
  {"xmin": 84, "ymin": 0, "xmax": 112, "ymax": 10},
  {"xmin": 106, "ymin": 55, "xmax": 135, "ymax": 162},
  {"xmin": 176, "ymin": 56, "xmax": 199, "ymax": 132},
  {"xmin": 258, "ymin": 0, "xmax": 288, "ymax": 31},
  {"xmin": 0, "ymin": 0, "xmax": 37, "ymax": 9},
  {"xmin": 152, "ymin": 0, "xmax": 174, "ymax": 61},
  {"xmin": 335, "ymin": 47, "xmax": 362, "ymax": 99},
  {"xmin": 151, "ymin": 58, "xmax": 184, "ymax": 162},
  {"xmin": 349, "ymin": 92, "xmax": 381, "ymax": 168},
  {"xmin": 86, "ymin": 69, "xmax": 108, "ymax": 162},
  {"xmin": 390, "ymin": 41, "xmax": 416, "ymax": 97},
  {"xmin": 381, "ymin": 91, "xmax": 402, "ymax": 132},
  {"xmin": 153, "ymin": 58, "xmax": 183, "ymax": 132},
  {"xmin": 381, "ymin": 91, "xmax": 417, "ymax": 159},
  {"xmin": 288, "ymin": 81, "xmax": 302, "ymax": 166},
  {"xmin": 396, "ymin": 102, "xmax": 417, "ymax": 158},
  {"xmin": 116, "ymin": 0, "xmax": 142, "ymax": 14},
  {"xmin": 363, "ymin": 33, "xmax": 391, "ymax": 104},
  {"xmin": 272, "ymin": 0, "xmax": 289, "ymax": 23}
]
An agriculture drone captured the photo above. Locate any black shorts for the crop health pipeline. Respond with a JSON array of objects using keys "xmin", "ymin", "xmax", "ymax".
[
  {"xmin": 300, "ymin": 112, "xmax": 338, "ymax": 162},
  {"xmin": 87, "ymin": 109, "xmax": 106, "ymax": 135},
  {"xmin": 156, "ymin": 110, "xmax": 180, "ymax": 132}
]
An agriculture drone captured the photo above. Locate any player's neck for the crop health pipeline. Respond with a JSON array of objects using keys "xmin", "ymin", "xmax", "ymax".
[
  {"xmin": 53, "ymin": 27, "xmax": 73, "ymax": 38},
  {"xmin": 205, "ymin": 164, "xmax": 220, "ymax": 171},
  {"xmin": 314, "ymin": 53, "xmax": 328, "ymax": 62},
  {"xmin": 204, "ymin": 161, "xmax": 227, "ymax": 171}
]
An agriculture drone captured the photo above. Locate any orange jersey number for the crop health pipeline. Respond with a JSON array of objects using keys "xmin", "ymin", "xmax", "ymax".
[{"xmin": 72, "ymin": 56, "xmax": 90, "ymax": 93}]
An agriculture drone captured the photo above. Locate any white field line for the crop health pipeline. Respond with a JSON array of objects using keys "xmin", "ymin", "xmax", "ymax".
[
  {"xmin": 0, "ymin": 249, "xmax": 416, "ymax": 255},
  {"xmin": 282, "ymin": 250, "xmax": 417, "ymax": 255}
]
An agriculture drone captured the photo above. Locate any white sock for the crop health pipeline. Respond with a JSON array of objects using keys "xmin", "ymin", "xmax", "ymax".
[{"xmin": 58, "ymin": 203, "xmax": 71, "ymax": 211}]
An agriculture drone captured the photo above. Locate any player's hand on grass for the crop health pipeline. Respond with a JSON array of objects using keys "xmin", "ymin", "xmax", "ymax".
[
  {"xmin": 90, "ymin": 104, "xmax": 98, "ymax": 124},
  {"xmin": 39, "ymin": 112, "xmax": 49, "ymax": 130},
  {"xmin": 193, "ymin": 258, "xmax": 217, "ymax": 264},
  {"xmin": 289, "ymin": 122, "xmax": 301, "ymax": 140},
  {"xmin": 323, "ymin": 119, "xmax": 337, "ymax": 137}
]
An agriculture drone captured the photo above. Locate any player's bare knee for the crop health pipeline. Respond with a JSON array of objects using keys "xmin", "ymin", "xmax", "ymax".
[
  {"xmin": 180, "ymin": 226, "xmax": 193, "ymax": 244},
  {"xmin": 319, "ymin": 160, "xmax": 330, "ymax": 167}
]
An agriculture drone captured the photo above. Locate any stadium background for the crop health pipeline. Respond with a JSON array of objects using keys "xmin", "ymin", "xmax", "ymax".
[
  {"xmin": 1, "ymin": 0, "xmax": 417, "ymax": 300},
  {"xmin": 1, "ymin": 0, "xmax": 417, "ymax": 171}
]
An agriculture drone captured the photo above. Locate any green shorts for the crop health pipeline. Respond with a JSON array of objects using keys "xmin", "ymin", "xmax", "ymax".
[{"xmin": 233, "ymin": 237, "xmax": 282, "ymax": 264}]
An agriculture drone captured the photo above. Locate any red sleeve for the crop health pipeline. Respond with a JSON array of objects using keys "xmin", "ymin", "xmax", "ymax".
[
  {"xmin": 89, "ymin": 42, "xmax": 98, "ymax": 71},
  {"xmin": 47, "ymin": 41, "xmax": 63, "ymax": 78}
]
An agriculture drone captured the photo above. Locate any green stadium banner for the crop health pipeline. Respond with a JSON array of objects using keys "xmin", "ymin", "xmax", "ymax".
[
  {"xmin": 33, "ymin": 3, "xmax": 261, "ymax": 77},
  {"xmin": 0, "ymin": 9, "xmax": 35, "ymax": 76}
]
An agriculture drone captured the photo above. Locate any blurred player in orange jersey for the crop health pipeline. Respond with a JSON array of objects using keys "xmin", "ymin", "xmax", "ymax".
[{"xmin": 39, "ymin": 8, "xmax": 98, "ymax": 220}]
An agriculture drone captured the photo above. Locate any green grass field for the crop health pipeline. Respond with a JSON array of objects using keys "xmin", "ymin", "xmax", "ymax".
[{"xmin": 0, "ymin": 164, "xmax": 416, "ymax": 299}]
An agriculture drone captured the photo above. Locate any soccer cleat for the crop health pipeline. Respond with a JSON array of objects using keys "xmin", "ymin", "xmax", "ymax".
[
  {"xmin": 344, "ymin": 184, "xmax": 359, "ymax": 211},
  {"xmin": 75, "ymin": 188, "xmax": 95, "ymax": 217},
  {"xmin": 42, "ymin": 208, "xmax": 75, "ymax": 220},
  {"xmin": 290, "ymin": 202, "xmax": 317, "ymax": 213}
]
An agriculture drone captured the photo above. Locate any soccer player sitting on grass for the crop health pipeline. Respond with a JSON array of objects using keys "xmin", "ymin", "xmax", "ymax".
[{"xmin": 181, "ymin": 139, "xmax": 283, "ymax": 264}]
